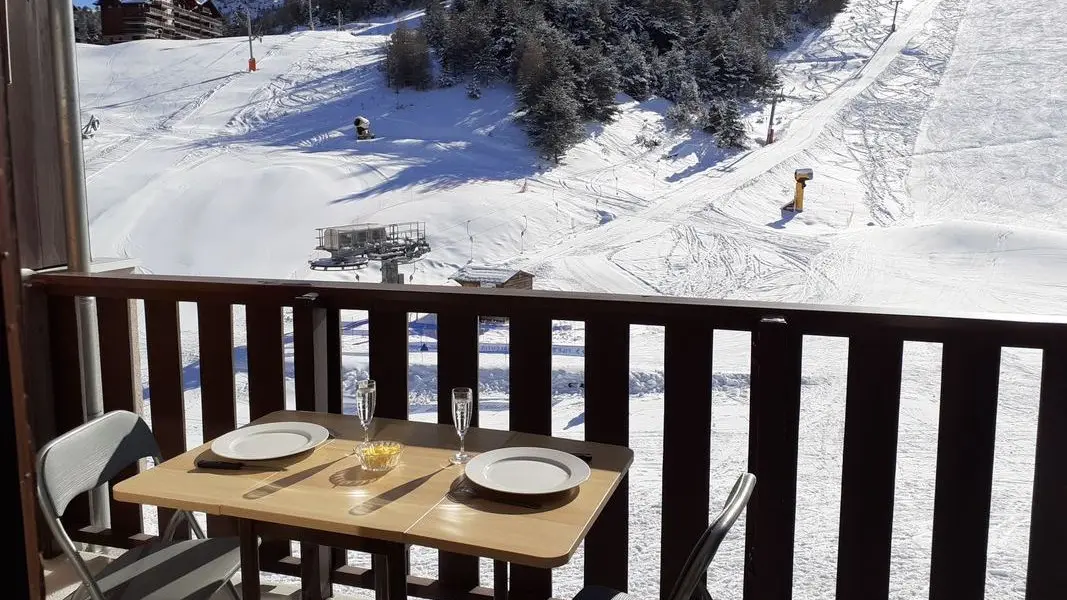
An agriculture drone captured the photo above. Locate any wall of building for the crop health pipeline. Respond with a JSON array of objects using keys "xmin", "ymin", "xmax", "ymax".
[
  {"xmin": 101, "ymin": 0, "xmax": 223, "ymax": 44},
  {"xmin": 502, "ymin": 273, "xmax": 534, "ymax": 290}
]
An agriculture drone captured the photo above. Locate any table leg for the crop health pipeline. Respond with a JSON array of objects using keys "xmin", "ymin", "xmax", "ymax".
[
  {"xmin": 239, "ymin": 520, "xmax": 261, "ymax": 600},
  {"xmin": 493, "ymin": 560, "xmax": 509, "ymax": 600},
  {"xmin": 300, "ymin": 542, "xmax": 333, "ymax": 599},
  {"xmin": 509, "ymin": 565, "xmax": 551, "ymax": 600},
  {"xmin": 372, "ymin": 542, "xmax": 408, "ymax": 600}
]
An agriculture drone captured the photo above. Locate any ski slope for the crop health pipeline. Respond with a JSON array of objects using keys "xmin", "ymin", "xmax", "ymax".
[{"xmin": 74, "ymin": 1, "xmax": 1066, "ymax": 598}]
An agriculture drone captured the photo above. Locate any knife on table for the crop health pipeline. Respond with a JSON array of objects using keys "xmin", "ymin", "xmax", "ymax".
[{"xmin": 195, "ymin": 459, "xmax": 285, "ymax": 471}]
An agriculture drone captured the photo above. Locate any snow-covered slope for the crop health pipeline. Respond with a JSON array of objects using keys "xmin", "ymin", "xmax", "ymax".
[{"xmin": 75, "ymin": 0, "xmax": 1065, "ymax": 598}]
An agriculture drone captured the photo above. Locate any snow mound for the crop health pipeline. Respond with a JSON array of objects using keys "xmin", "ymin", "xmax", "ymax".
[{"xmin": 816, "ymin": 220, "xmax": 1067, "ymax": 313}]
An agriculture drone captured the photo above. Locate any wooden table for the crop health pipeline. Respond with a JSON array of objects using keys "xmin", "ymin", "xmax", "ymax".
[{"xmin": 113, "ymin": 410, "xmax": 633, "ymax": 600}]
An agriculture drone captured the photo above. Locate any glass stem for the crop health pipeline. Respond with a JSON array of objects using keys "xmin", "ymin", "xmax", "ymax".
[
  {"xmin": 364, "ymin": 426, "xmax": 369, "ymax": 443},
  {"xmin": 459, "ymin": 435, "xmax": 465, "ymax": 455}
]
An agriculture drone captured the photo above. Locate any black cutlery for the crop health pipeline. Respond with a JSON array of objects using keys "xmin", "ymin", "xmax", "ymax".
[
  {"xmin": 195, "ymin": 459, "xmax": 285, "ymax": 471},
  {"xmin": 451, "ymin": 485, "xmax": 545, "ymax": 510}
]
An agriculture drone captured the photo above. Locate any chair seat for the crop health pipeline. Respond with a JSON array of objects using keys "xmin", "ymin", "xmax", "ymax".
[
  {"xmin": 573, "ymin": 585, "xmax": 636, "ymax": 600},
  {"xmin": 65, "ymin": 537, "xmax": 240, "ymax": 600}
]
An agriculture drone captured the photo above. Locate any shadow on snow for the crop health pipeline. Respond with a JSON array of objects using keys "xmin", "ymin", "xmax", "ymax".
[{"xmin": 187, "ymin": 67, "xmax": 541, "ymax": 203}]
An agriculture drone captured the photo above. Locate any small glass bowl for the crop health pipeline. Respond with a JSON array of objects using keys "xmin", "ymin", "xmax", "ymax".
[{"xmin": 356, "ymin": 440, "xmax": 404, "ymax": 472}]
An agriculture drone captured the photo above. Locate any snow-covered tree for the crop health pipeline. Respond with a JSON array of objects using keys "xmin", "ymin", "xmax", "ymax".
[
  {"xmin": 526, "ymin": 80, "xmax": 584, "ymax": 162},
  {"xmin": 441, "ymin": 2, "xmax": 493, "ymax": 75},
  {"xmin": 574, "ymin": 49, "xmax": 620, "ymax": 121},
  {"xmin": 645, "ymin": 0, "xmax": 694, "ymax": 48},
  {"xmin": 689, "ymin": 17, "xmax": 727, "ymax": 96},
  {"xmin": 73, "ymin": 7, "xmax": 102, "ymax": 44},
  {"xmin": 666, "ymin": 76, "xmax": 702, "ymax": 128},
  {"xmin": 614, "ymin": 36, "xmax": 652, "ymax": 100},
  {"xmin": 805, "ymin": 0, "xmax": 850, "ymax": 24},
  {"xmin": 656, "ymin": 48, "xmax": 691, "ymax": 101},
  {"xmin": 705, "ymin": 98, "xmax": 747, "ymax": 148},
  {"xmin": 733, "ymin": 0, "xmax": 768, "ymax": 48},
  {"xmin": 487, "ymin": 0, "xmax": 535, "ymax": 80},
  {"xmin": 516, "ymin": 30, "xmax": 574, "ymax": 108},
  {"xmin": 384, "ymin": 22, "xmax": 432, "ymax": 90},
  {"xmin": 422, "ymin": 0, "xmax": 448, "ymax": 50},
  {"xmin": 543, "ymin": 0, "xmax": 608, "ymax": 47}
]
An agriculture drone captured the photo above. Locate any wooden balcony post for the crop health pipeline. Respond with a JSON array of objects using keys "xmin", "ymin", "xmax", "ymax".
[
  {"xmin": 144, "ymin": 299, "xmax": 188, "ymax": 540},
  {"xmin": 96, "ymin": 297, "xmax": 143, "ymax": 542},
  {"xmin": 744, "ymin": 317, "xmax": 802, "ymax": 600},
  {"xmin": 369, "ymin": 309, "xmax": 408, "ymax": 420},
  {"xmin": 1027, "ymin": 344, "xmax": 1067, "ymax": 598},
  {"xmin": 197, "ymin": 301, "xmax": 237, "ymax": 538},
  {"xmin": 244, "ymin": 303, "xmax": 290, "ymax": 565},
  {"xmin": 836, "ymin": 334, "xmax": 904, "ymax": 599},
  {"xmin": 660, "ymin": 322, "xmax": 713, "ymax": 600},
  {"xmin": 21, "ymin": 283, "xmax": 63, "ymax": 559},
  {"xmin": 929, "ymin": 339, "xmax": 1000, "ymax": 600},
  {"xmin": 436, "ymin": 311, "xmax": 480, "ymax": 593},
  {"xmin": 583, "ymin": 319, "xmax": 630, "ymax": 592},
  {"xmin": 293, "ymin": 293, "xmax": 334, "ymax": 599},
  {"xmin": 509, "ymin": 313, "xmax": 553, "ymax": 600},
  {"xmin": 48, "ymin": 294, "xmax": 90, "ymax": 537}
]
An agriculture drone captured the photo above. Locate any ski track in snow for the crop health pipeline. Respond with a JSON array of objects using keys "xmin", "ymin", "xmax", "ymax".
[{"xmin": 73, "ymin": 1, "xmax": 1067, "ymax": 597}]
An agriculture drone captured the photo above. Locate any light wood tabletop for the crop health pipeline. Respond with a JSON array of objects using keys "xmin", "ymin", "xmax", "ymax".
[{"xmin": 114, "ymin": 410, "xmax": 633, "ymax": 569}]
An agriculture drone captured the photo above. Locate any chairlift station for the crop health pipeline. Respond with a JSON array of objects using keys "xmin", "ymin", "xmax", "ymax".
[{"xmin": 309, "ymin": 222, "xmax": 430, "ymax": 275}]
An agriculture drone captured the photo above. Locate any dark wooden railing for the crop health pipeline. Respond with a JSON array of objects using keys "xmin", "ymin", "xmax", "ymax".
[{"xmin": 26, "ymin": 272, "xmax": 1067, "ymax": 600}]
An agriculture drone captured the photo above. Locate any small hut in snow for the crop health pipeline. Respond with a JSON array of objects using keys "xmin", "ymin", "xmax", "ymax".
[{"xmin": 449, "ymin": 266, "xmax": 534, "ymax": 290}]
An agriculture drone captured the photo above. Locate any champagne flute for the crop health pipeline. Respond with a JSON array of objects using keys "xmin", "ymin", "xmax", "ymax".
[
  {"xmin": 356, "ymin": 379, "xmax": 376, "ymax": 444},
  {"xmin": 450, "ymin": 387, "xmax": 473, "ymax": 465}
]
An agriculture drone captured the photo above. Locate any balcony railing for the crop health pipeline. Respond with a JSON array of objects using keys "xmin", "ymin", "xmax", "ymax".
[{"xmin": 26, "ymin": 272, "xmax": 1067, "ymax": 600}]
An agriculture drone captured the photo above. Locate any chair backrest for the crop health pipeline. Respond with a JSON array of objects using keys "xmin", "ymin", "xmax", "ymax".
[
  {"xmin": 37, "ymin": 410, "xmax": 160, "ymax": 518},
  {"xmin": 665, "ymin": 473, "xmax": 757, "ymax": 600},
  {"xmin": 36, "ymin": 411, "xmax": 164, "ymax": 600}
]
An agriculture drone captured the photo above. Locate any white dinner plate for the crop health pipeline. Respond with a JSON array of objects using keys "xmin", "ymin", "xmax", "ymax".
[
  {"xmin": 464, "ymin": 447, "xmax": 591, "ymax": 495},
  {"xmin": 211, "ymin": 422, "xmax": 330, "ymax": 461}
]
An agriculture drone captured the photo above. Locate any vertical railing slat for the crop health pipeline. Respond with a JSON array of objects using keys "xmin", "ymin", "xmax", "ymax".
[
  {"xmin": 293, "ymin": 296, "xmax": 329, "ymax": 413},
  {"xmin": 369, "ymin": 309, "xmax": 408, "ymax": 420},
  {"xmin": 509, "ymin": 314, "xmax": 552, "ymax": 433},
  {"xmin": 660, "ymin": 322, "xmax": 713, "ymax": 600},
  {"xmin": 327, "ymin": 308, "xmax": 343, "ymax": 415},
  {"xmin": 366, "ymin": 307, "xmax": 410, "ymax": 595},
  {"xmin": 48, "ymin": 295, "xmax": 89, "ymax": 537},
  {"xmin": 96, "ymin": 297, "xmax": 143, "ymax": 541},
  {"xmin": 437, "ymin": 311, "xmax": 481, "ymax": 592},
  {"xmin": 1026, "ymin": 344, "xmax": 1067, "ymax": 598},
  {"xmin": 327, "ymin": 308, "xmax": 346, "ymax": 575},
  {"xmin": 245, "ymin": 304, "xmax": 285, "ymax": 421},
  {"xmin": 835, "ymin": 334, "xmax": 903, "ymax": 600},
  {"xmin": 583, "ymin": 319, "xmax": 629, "ymax": 592},
  {"xmin": 929, "ymin": 338, "xmax": 1000, "ymax": 600},
  {"xmin": 293, "ymin": 296, "xmax": 335, "ymax": 600},
  {"xmin": 144, "ymin": 299, "xmax": 188, "ymax": 539},
  {"xmin": 744, "ymin": 318, "xmax": 802, "ymax": 600},
  {"xmin": 326, "ymin": 308, "xmax": 346, "ymax": 574},
  {"xmin": 509, "ymin": 313, "xmax": 553, "ymax": 600},
  {"xmin": 197, "ymin": 301, "xmax": 237, "ymax": 538},
  {"xmin": 244, "ymin": 303, "xmax": 288, "ymax": 562}
]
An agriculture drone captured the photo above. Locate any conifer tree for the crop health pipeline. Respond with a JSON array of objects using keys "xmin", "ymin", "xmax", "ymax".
[
  {"xmin": 527, "ymin": 80, "xmax": 585, "ymax": 162},
  {"xmin": 422, "ymin": 0, "xmax": 448, "ymax": 50},
  {"xmin": 614, "ymin": 36, "xmax": 653, "ymax": 100},
  {"xmin": 705, "ymin": 98, "xmax": 747, "ymax": 148}
]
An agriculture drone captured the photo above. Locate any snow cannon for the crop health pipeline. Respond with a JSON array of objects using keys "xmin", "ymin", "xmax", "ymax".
[
  {"xmin": 354, "ymin": 116, "xmax": 373, "ymax": 140},
  {"xmin": 783, "ymin": 168, "xmax": 813, "ymax": 213}
]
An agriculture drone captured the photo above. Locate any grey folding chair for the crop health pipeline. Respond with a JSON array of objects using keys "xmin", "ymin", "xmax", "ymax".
[
  {"xmin": 36, "ymin": 410, "xmax": 241, "ymax": 600},
  {"xmin": 572, "ymin": 473, "xmax": 756, "ymax": 600}
]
